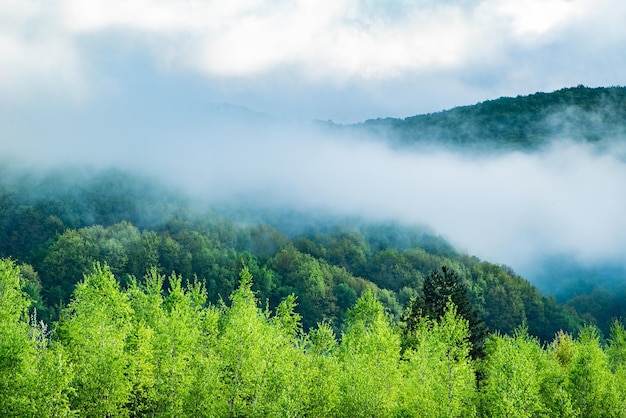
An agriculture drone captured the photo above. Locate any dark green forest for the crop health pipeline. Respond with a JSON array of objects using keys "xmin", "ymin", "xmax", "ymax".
[
  {"xmin": 344, "ymin": 85, "xmax": 626, "ymax": 151},
  {"xmin": 2, "ymin": 85, "xmax": 626, "ymax": 416},
  {"xmin": 0, "ymin": 167, "xmax": 586, "ymax": 339}
]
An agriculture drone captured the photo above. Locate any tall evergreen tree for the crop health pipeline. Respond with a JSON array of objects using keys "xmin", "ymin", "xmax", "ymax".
[{"xmin": 403, "ymin": 265, "xmax": 488, "ymax": 359}]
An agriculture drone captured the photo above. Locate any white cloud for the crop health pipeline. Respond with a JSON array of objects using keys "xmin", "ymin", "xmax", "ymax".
[
  {"xmin": 0, "ymin": 1, "xmax": 87, "ymax": 100},
  {"xmin": 52, "ymin": 0, "xmax": 617, "ymax": 81},
  {"xmin": 3, "ymin": 0, "xmax": 626, "ymax": 286},
  {"xmin": 1, "ymin": 0, "xmax": 626, "ymax": 116},
  {"xmin": 143, "ymin": 130, "xmax": 626, "ymax": 273},
  {"xmin": 4, "ymin": 79, "xmax": 626, "ymax": 278},
  {"xmin": 487, "ymin": 0, "xmax": 583, "ymax": 39}
]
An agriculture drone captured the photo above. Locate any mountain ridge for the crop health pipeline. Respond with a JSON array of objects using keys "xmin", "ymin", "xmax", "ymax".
[{"xmin": 342, "ymin": 85, "xmax": 626, "ymax": 151}]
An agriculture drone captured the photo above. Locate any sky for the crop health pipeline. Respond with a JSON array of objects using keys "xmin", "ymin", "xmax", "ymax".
[
  {"xmin": 2, "ymin": 0, "xmax": 626, "ymax": 121},
  {"xmin": 2, "ymin": 0, "xmax": 626, "ymax": 284}
]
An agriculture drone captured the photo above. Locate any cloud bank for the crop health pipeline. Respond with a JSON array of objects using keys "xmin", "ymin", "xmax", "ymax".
[
  {"xmin": 2, "ymin": 0, "xmax": 626, "ymax": 119},
  {"xmin": 180, "ymin": 133, "xmax": 626, "ymax": 275}
]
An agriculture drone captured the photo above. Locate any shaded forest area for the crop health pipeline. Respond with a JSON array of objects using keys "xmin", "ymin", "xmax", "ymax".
[
  {"xmin": 347, "ymin": 85, "xmax": 626, "ymax": 150},
  {"xmin": 0, "ymin": 167, "xmax": 589, "ymax": 340}
]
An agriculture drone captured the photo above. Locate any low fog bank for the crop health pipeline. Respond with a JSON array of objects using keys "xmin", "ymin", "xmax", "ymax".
[
  {"xmin": 148, "ymin": 123, "xmax": 626, "ymax": 284},
  {"xmin": 3, "ymin": 105, "xmax": 626, "ymax": 292}
]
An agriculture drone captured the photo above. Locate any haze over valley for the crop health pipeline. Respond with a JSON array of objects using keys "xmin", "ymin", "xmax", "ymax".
[{"xmin": 5, "ymin": 86, "xmax": 626, "ymax": 299}]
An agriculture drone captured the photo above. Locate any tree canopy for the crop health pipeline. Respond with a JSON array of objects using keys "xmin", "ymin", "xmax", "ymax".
[{"xmin": 1, "ymin": 258, "xmax": 624, "ymax": 417}]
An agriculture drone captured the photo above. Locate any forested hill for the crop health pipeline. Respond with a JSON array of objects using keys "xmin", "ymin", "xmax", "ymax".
[
  {"xmin": 347, "ymin": 85, "xmax": 626, "ymax": 150},
  {"xmin": 0, "ymin": 167, "xmax": 587, "ymax": 341}
]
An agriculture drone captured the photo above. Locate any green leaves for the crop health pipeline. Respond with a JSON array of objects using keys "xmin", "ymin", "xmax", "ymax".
[
  {"xmin": 404, "ymin": 266, "xmax": 488, "ymax": 359},
  {"xmin": 400, "ymin": 302, "xmax": 476, "ymax": 418},
  {"xmin": 338, "ymin": 289, "xmax": 402, "ymax": 417},
  {"xmin": 479, "ymin": 328, "xmax": 547, "ymax": 417},
  {"xmin": 0, "ymin": 259, "xmax": 36, "ymax": 414},
  {"xmin": 58, "ymin": 263, "xmax": 134, "ymax": 416},
  {"xmin": 0, "ymin": 259, "xmax": 73, "ymax": 416},
  {"xmin": 564, "ymin": 326, "xmax": 621, "ymax": 417},
  {"xmin": 4, "ymin": 256, "xmax": 626, "ymax": 417}
]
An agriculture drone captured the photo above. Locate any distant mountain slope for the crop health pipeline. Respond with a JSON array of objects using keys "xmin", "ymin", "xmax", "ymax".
[
  {"xmin": 350, "ymin": 85, "xmax": 626, "ymax": 150},
  {"xmin": 0, "ymin": 167, "xmax": 583, "ymax": 340}
]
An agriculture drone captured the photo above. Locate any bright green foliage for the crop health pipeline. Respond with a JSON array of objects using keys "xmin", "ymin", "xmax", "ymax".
[
  {"xmin": 127, "ymin": 268, "xmax": 226, "ymax": 417},
  {"xmin": 147, "ymin": 272, "xmax": 224, "ymax": 416},
  {"xmin": 479, "ymin": 327, "xmax": 547, "ymax": 417},
  {"xmin": 564, "ymin": 326, "xmax": 621, "ymax": 417},
  {"xmin": 58, "ymin": 263, "xmax": 135, "ymax": 416},
  {"xmin": 3, "ymin": 255, "xmax": 626, "ymax": 417},
  {"xmin": 0, "ymin": 259, "xmax": 74, "ymax": 416},
  {"xmin": 400, "ymin": 301, "xmax": 477, "ymax": 417},
  {"xmin": 31, "ymin": 340, "xmax": 75, "ymax": 417},
  {"xmin": 337, "ymin": 289, "xmax": 402, "ymax": 417},
  {"xmin": 124, "ymin": 271, "xmax": 161, "ymax": 416},
  {"xmin": 218, "ymin": 265, "xmax": 270, "ymax": 416},
  {"xmin": 607, "ymin": 320, "xmax": 626, "ymax": 415},
  {"xmin": 125, "ymin": 321, "xmax": 157, "ymax": 417},
  {"xmin": 0, "ymin": 259, "xmax": 39, "ymax": 414},
  {"xmin": 305, "ymin": 321, "xmax": 341, "ymax": 416},
  {"xmin": 0, "ymin": 258, "xmax": 31, "ymax": 345},
  {"xmin": 218, "ymin": 265, "xmax": 309, "ymax": 417},
  {"xmin": 607, "ymin": 319, "xmax": 626, "ymax": 371},
  {"xmin": 537, "ymin": 338, "xmax": 577, "ymax": 418},
  {"xmin": 272, "ymin": 293, "xmax": 303, "ymax": 340}
]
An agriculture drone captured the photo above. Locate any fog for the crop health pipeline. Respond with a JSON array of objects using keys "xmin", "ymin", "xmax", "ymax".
[{"xmin": 4, "ymin": 101, "xmax": 626, "ymax": 289}]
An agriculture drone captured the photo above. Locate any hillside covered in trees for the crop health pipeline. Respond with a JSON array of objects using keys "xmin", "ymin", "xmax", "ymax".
[
  {"xmin": 0, "ymin": 167, "xmax": 587, "ymax": 340},
  {"xmin": 3, "ymin": 89, "xmax": 626, "ymax": 340},
  {"xmin": 345, "ymin": 85, "xmax": 626, "ymax": 151}
]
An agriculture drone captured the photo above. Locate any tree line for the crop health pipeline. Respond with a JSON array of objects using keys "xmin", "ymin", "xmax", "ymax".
[
  {"xmin": 1, "ymin": 168, "xmax": 609, "ymax": 340},
  {"xmin": 2, "ymin": 258, "xmax": 626, "ymax": 417},
  {"xmin": 5, "ymin": 214, "xmax": 584, "ymax": 341},
  {"xmin": 355, "ymin": 85, "xmax": 626, "ymax": 151}
]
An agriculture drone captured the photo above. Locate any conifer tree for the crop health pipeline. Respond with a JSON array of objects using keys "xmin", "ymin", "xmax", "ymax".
[
  {"xmin": 403, "ymin": 265, "xmax": 488, "ymax": 359},
  {"xmin": 399, "ymin": 302, "xmax": 477, "ymax": 417}
]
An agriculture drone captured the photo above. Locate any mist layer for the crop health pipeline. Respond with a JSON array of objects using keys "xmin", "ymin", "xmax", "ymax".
[{"xmin": 4, "ymin": 102, "xmax": 626, "ymax": 282}]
